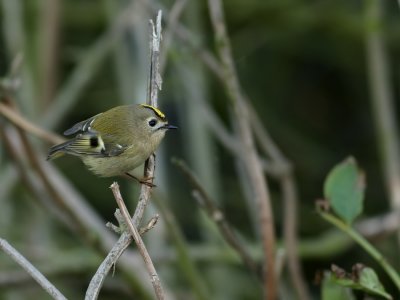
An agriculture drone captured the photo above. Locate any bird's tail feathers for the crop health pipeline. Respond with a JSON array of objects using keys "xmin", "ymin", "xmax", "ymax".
[
  {"xmin": 47, "ymin": 132, "xmax": 106, "ymax": 161},
  {"xmin": 47, "ymin": 140, "xmax": 75, "ymax": 160}
]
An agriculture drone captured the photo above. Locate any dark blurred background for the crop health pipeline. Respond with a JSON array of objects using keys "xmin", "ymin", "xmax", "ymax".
[{"xmin": 0, "ymin": 0, "xmax": 399, "ymax": 299}]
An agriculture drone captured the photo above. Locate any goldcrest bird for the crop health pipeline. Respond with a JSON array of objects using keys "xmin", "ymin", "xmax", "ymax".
[{"xmin": 47, "ymin": 104, "xmax": 177, "ymax": 182}]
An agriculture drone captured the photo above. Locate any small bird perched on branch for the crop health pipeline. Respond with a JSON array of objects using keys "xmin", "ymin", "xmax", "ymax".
[{"xmin": 47, "ymin": 104, "xmax": 177, "ymax": 184}]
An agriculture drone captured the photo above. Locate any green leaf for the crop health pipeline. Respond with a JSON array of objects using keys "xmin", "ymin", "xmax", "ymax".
[
  {"xmin": 322, "ymin": 273, "xmax": 355, "ymax": 300},
  {"xmin": 323, "ymin": 157, "xmax": 365, "ymax": 224},
  {"xmin": 330, "ymin": 268, "xmax": 392, "ymax": 300},
  {"xmin": 359, "ymin": 268, "xmax": 392, "ymax": 300}
]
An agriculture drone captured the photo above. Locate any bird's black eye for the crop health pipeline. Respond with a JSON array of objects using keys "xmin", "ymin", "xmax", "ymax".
[{"xmin": 148, "ymin": 119, "xmax": 157, "ymax": 127}]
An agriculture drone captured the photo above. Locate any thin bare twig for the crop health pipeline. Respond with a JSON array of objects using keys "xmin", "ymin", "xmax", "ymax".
[
  {"xmin": 206, "ymin": 1, "xmax": 277, "ymax": 299},
  {"xmin": 139, "ymin": 215, "xmax": 160, "ymax": 235},
  {"xmin": 173, "ymin": 158, "xmax": 261, "ymax": 280},
  {"xmin": 111, "ymin": 183, "xmax": 165, "ymax": 300},
  {"xmin": 0, "ymin": 248, "xmax": 98, "ymax": 288},
  {"xmin": 249, "ymin": 106, "xmax": 310, "ymax": 299},
  {"xmin": 85, "ymin": 232, "xmax": 147, "ymax": 300},
  {"xmin": 0, "ymin": 102, "xmax": 63, "ymax": 144},
  {"xmin": 0, "ymin": 238, "xmax": 67, "ymax": 300},
  {"xmin": 106, "ymin": 212, "xmax": 158, "ymax": 236},
  {"xmin": 133, "ymin": 9, "xmax": 163, "ymax": 224},
  {"xmin": 280, "ymin": 176, "xmax": 310, "ymax": 300},
  {"xmin": 86, "ymin": 11, "xmax": 164, "ymax": 299},
  {"xmin": 146, "ymin": 10, "xmax": 162, "ymax": 108}
]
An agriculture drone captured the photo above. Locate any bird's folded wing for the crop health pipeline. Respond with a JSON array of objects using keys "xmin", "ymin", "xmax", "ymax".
[{"xmin": 63, "ymin": 114, "xmax": 100, "ymax": 136}]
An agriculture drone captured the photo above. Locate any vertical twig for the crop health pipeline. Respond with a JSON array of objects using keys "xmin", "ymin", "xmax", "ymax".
[
  {"xmin": 0, "ymin": 238, "xmax": 67, "ymax": 300},
  {"xmin": 365, "ymin": 0, "xmax": 400, "ymax": 247},
  {"xmin": 281, "ymin": 176, "xmax": 310, "ymax": 300},
  {"xmin": 86, "ymin": 11, "xmax": 164, "ymax": 299},
  {"xmin": 147, "ymin": 10, "xmax": 162, "ymax": 107},
  {"xmin": 111, "ymin": 183, "xmax": 165, "ymax": 300},
  {"xmin": 206, "ymin": 0, "xmax": 277, "ymax": 298},
  {"xmin": 133, "ymin": 10, "xmax": 163, "ymax": 225}
]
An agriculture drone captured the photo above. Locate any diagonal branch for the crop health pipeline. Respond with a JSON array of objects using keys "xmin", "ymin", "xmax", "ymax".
[
  {"xmin": 173, "ymin": 158, "xmax": 261, "ymax": 280},
  {"xmin": 206, "ymin": 0, "xmax": 277, "ymax": 299},
  {"xmin": 111, "ymin": 183, "xmax": 164, "ymax": 300},
  {"xmin": 0, "ymin": 102, "xmax": 64, "ymax": 145},
  {"xmin": 249, "ymin": 105, "xmax": 310, "ymax": 299},
  {"xmin": 0, "ymin": 238, "xmax": 67, "ymax": 300}
]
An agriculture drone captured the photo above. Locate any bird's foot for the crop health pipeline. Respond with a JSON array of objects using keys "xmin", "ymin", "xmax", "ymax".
[{"xmin": 125, "ymin": 173, "xmax": 156, "ymax": 188}]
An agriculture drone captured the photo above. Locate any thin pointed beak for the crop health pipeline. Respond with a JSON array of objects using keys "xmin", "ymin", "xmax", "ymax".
[{"xmin": 165, "ymin": 124, "xmax": 178, "ymax": 130}]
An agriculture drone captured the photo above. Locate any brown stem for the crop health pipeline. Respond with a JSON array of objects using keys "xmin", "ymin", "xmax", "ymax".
[
  {"xmin": 249, "ymin": 106, "xmax": 310, "ymax": 299},
  {"xmin": 207, "ymin": 0, "xmax": 277, "ymax": 298},
  {"xmin": 281, "ymin": 176, "xmax": 310, "ymax": 300},
  {"xmin": 173, "ymin": 158, "xmax": 261, "ymax": 280},
  {"xmin": 0, "ymin": 102, "xmax": 64, "ymax": 145}
]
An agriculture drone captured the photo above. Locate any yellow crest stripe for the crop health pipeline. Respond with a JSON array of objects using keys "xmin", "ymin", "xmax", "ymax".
[{"xmin": 140, "ymin": 104, "xmax": 166, "ymax": 119}]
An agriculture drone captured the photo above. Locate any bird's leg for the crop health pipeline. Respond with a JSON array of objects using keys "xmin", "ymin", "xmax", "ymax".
[{"xmin": 125, "ymin": 173, "xmax": 156, "ymax": 188}]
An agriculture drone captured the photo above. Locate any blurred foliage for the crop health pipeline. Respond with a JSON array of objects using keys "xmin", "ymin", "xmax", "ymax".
[{"xmin": 1, "ymin": 0, "xmax": 400, "ymax": 299}]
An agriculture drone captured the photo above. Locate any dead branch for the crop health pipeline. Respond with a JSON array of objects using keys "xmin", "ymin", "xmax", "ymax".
[
  {"xmin": 206, "ymin": 0, "xmax": 277, "ymax": 298},
  {"xmin": 0, "ymin": 102, "xmax": 63, "ymax": 144},
  {"xmin": 0, "ymin": 238, "xmax": 67, "ymax": 300},
  {"xmin": 173, "ymin": 158, "xmax": 261, "ymax": 280},
  {"xmin": 111, "ymin": 182, "xmax": 165, "ymax": 299},
  {"xmin": 85, "ymin": 11, "xmax": 166, "ymax": 300}
]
